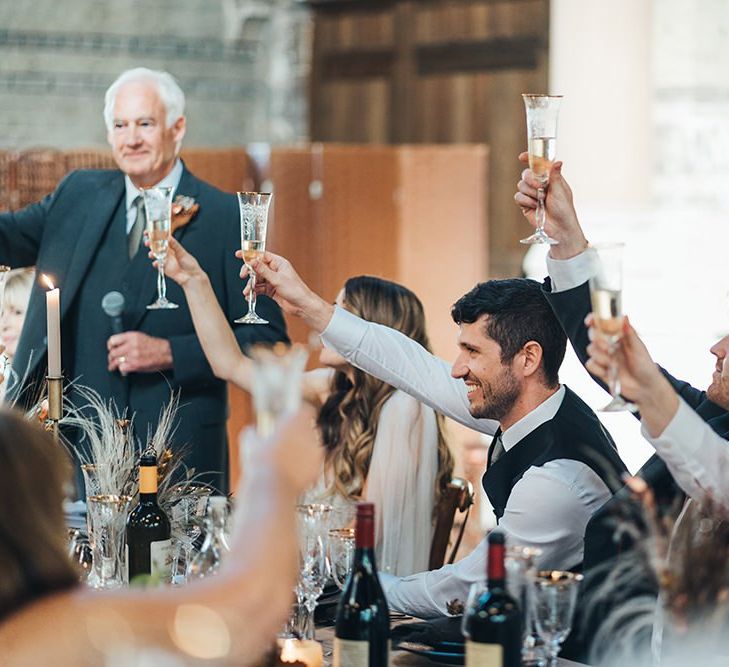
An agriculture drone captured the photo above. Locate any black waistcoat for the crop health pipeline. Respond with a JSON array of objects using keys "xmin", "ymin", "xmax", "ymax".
[{"xmin": 482, "ymin": 386, "xmax": 628, "ymax": 522}]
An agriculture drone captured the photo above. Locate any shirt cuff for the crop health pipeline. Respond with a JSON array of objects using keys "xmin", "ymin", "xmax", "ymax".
[
  {"xmin": 640, "ymin": 397, "xmax": 704, "ymax": 464},
  {"xmin": 319, "ymin": 306, "xmax": 369, "ymax": 357},
  {"xmin": 378, "ymin": 572, "xmax": 400, "ymax": 598},
  {"xmin": 546, "ymin": 247, "xmax": 599, "ymax": 292}
]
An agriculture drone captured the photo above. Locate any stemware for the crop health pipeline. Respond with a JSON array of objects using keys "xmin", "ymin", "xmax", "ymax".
[
  {"xmin": 532, "ymin": 571, "xmax": 583, "ymax": 667},
  {"xmin": 589, "ymin": 242, "xmax": 636, "ymax": 412},
  {"xmin": 520, "ymin": 94, "xmax": 563, "ymax": 245},
  {"xmin": 506, "ymin": 545, "xmax": 546, "ymax": 666},
  {"xmin": 249, "ymin": 343, "xmax": 309, "ymax": 437},
  {"xmin": 235, "ymin": 191, "xmax": 272, "ymax": 324},
  {"xmin": 295, "ymin": 503, "xmax": 332, "ymax": 640},
  {"xmin": 143, "ymin": 186, "xmax": 178, "ymax": 310},
  {"xmin": 328, "ymin": 528, "xmax": 355, "ymax": 590},
  {"xmin": 169, "ymin": 485, "xmax": 212, "ymax": 584},
  {"xmin": 86, "ymin": 494, "xmax": 132, "ymax": 589}
]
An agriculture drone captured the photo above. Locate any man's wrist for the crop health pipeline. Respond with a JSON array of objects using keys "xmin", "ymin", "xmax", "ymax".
[
  {"xmin": 299, "ymin": 291, "xmax": 335, "ymax": 333},
  {"xmin": 548, "ymin": 234, "xmax": 589, "ymax": 260},
  {"xmin": 157, "ymin": 338, "xmax": 174, "ymax": 369}
]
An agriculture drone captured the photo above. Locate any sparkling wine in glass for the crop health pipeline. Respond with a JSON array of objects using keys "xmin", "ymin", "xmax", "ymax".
[
  {"xmin": 520, "ymin": 94, "xmax": 563, "ymax": 246},
  {"xmin": 589, "ymin": 242, "xmax": 636, "ymax": 412},
  {"xmin": 143, "ymin": 186, "xmax": 178, "ymax": 310},
  {"xmin": 235, "ymin": 192, "xmax": 272, "ymax": 324}
]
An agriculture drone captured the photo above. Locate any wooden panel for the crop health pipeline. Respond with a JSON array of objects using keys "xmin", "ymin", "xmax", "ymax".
[{"xmin": 309, "ymin": 0, "xmax": 549, "ymax": 278}]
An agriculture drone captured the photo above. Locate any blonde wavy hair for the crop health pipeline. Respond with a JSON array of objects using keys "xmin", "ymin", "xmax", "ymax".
[{"xmin": 317, "ymin": 276, "xmax": 454, "ymax": 507}]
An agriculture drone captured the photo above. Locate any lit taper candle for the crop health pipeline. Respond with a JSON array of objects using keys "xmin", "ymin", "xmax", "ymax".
[{"xmin": 42, "ymin": 275, "xmax": 61, "ymax": 377}]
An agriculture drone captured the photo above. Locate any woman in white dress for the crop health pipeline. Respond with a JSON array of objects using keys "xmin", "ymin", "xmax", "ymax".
[{"xmin": 158, "ymin": 238, "xmax": 454, "ymax": 576}]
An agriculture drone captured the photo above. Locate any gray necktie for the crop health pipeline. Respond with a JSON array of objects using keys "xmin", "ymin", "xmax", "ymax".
[
  {"xmin": 490, "ymin": 431, "xmax": 505, "ymax": 466},
  {"xmin": 128, "ymin": 195, "xmax": 146, "ymax": 259}
]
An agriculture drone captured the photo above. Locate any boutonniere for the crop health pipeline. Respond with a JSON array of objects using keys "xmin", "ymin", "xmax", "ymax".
[{"xmin": 171, "ymin": 195, "xmax": 200, "ymax": 234}]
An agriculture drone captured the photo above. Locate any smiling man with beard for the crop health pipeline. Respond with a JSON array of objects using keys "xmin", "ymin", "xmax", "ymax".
[{"xmin": 245, "ymin": 254, "xmax": 628, "ymax": 619}]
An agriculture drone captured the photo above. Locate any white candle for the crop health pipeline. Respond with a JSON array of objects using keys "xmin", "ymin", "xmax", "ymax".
[{"xmin": 43, "ymin": 276, "xmax": 61, "ymax": 377}]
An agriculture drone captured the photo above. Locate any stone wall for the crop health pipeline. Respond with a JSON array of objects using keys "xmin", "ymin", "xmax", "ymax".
[{"xmin": 0, "ymin": 0, "xmax": 311, "ymax": 149}]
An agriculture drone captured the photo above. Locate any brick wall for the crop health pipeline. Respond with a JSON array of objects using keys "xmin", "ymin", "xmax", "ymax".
[{"xmin": 0, "ymin": 0, "xmax": 310, "ymax": 149}]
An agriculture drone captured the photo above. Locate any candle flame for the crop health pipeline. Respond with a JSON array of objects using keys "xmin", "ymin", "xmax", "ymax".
[{"xmin": 41, "ymin": 274, "xmax": 56, "ymax": 290}]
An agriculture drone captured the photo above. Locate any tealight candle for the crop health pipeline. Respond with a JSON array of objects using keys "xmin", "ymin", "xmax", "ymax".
[{"xmin": 277, "ymin": 638, "xmax": 324, "ymax": 667}]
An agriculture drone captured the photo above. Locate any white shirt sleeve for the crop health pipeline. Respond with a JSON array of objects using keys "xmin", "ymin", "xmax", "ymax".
[
  {"xmin": 320, "ymin": 307, "xmax": 499, "ymax": 435},
  {"xmin": 641, "ymin": 397, "xmax": 729, "ymax": 512},
  {"xmin": 366, "ymin": 391, "xmax": 438, "ymax": 577},
  {"xmin": 546, "ymin": 247, "xmax": 600, "ymax": 293},
  {"xmin": 380, "ymin": 460, "xmax": 611, "ymax": 618}
]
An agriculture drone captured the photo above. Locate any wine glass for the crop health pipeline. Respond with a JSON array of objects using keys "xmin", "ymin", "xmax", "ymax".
[
  {"xmin": 507, "ymin": 546, "xmax": 546, "ymax": 666},
  {"xmin": 520, "ymin": 94, "xmax": 563, "ymax": 245},
  {"xmin": 143, "ymin": 186, "xmax": 178, "ymax": 310},
  {"xmin": 532, "ymin": 571, "xmax": 583, "ymax": 667},
  {"xmin": 296, "ymin": 503, "xmax": 332, "ymax": 640},
  {"xmin": 589, "ymin": 242, "xmax": 636, "ymax": 412},
  {"xmin": 328, "ymin": 528, "xmax": 355, "ymax": 590},
  {"xmin": 235, "ymin": 191, "xmax": 272, "ymax": 324}
]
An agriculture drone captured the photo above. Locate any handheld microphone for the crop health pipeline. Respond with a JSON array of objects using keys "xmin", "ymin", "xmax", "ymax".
[{"xmin": 102, "ymin": 291, "xmax": 126, "ymax": 376}]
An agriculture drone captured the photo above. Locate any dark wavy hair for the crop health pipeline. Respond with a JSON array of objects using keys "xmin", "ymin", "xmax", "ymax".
[
  {"xmin": 451, "ymin": 278, "xmax": 567, "ymax": 387},
  {"xmin": 0, "ymin": 408, "xmax": 78, "ymax": 620},
  {"xmin": 317, "ymin": 276, "xmax": 454, "ymax": 505}
]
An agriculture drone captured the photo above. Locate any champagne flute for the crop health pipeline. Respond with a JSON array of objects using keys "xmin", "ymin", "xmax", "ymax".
[
  {"xmin": 235, "ymin": 192, "xmax": 272, "ymax": 324},
  {"xmin": 589, "ymin": 242, "xmax": 636, "ymax": 412},
  {"xmin": 520, "ymin": 94, "xmax": 563, "ymax": 245},
  {"xmin": 144, "ymin": 186, "xmax": 178, "ymax": 310}
]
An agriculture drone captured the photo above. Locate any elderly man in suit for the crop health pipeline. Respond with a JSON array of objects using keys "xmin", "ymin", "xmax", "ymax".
[{"xmin": 0, "ymin": 68, "xmax": 287, "ymax": 492}]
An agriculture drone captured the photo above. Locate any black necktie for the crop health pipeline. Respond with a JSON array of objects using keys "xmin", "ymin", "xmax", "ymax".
[
  {"xmin": 489, "ymin": 430, "xmax": 505, "ymax": 466},
  {"xmin": 128, "ymin": 195, "xmax": 146, "ymax": 259}
]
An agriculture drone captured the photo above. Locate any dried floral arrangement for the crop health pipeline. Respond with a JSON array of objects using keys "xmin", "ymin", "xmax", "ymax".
[{"xmin": 586, "ymin": 479, "xmax": 729, "ymax": 666}]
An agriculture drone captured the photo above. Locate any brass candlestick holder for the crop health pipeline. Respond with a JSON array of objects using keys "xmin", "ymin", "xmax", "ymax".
[{"xmin": 46, "ymin": 375, "xmax": 63, "ymax": 439}]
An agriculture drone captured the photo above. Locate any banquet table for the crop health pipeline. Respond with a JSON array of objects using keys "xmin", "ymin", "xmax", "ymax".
[{"xmin": 316, "ymin": 623, "xmax": 589, "ymax": 666}]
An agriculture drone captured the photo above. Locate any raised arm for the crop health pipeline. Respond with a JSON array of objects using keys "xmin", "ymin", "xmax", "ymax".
[
  {"xmin": 586, "ymin": 316, "xmax": 729, "ymax": 511},
  {"xmin": 0, "ymin": 408, "xmax": 322, "ymax": 665},
  {"xmin": 155, "ymin": 237, "xmax": 253, "ymax": 390},
  {"xmin": 247, "ymin": 253, "xmax": 498, "ymax": 434}
]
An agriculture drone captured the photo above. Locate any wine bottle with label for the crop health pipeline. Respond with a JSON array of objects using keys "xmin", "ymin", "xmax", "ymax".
[
  {"xmin": 463, "ymin": 531, "xmax": 522, "ymax": 666},
  {"xmin": 333, "ymin": 502, "xmax": 389, "ymax": 666},
  {"xmin": 126, "ymin": 448, "xmax": 172, "ymax": 582}
]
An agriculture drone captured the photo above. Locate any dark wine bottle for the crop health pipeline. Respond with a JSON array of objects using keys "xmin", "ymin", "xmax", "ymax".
[
  {"xmin": 126, "ymin": 448, "xmax": 171, "ymax": 582},
  {"xmin": 333, "ymin": 502, "xmax": 390, "ymax": 666},
  {"xmin": 463, "ymin": 531, "xmax": 522, "ymax": 666}
]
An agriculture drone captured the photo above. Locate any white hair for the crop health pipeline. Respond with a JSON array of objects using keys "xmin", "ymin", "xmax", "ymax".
[{"xmin": 103, "ymin": 68, "xmax": 185, "ymax": 131}]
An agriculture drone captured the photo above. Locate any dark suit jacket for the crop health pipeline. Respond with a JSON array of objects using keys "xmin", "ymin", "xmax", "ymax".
[
  {"xmin": 543, "ymin": 278, "xmax": 729, "ymax": 659},
  {"xmin": 0, "ymin": 166, "xmax": 288, "ymax": 492}
]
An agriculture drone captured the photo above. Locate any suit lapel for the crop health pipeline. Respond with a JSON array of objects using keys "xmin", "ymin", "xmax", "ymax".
[
  {"xmin": 14, "ymin": 175, "xmax": 124, "ymax": 383},
  {"xmin": 126, "ymin": 167, "xmax": 201, "ymax": 330}
]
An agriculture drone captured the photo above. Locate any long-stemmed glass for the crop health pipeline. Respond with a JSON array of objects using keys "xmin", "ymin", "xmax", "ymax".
[
  {"xmin": 589, "ymin": 242, "xmax": 636, "ymax": 412},
  {"xmin": 295, "ymin": 503, "xmax": 332, "ymax": 640},
  {"xmin": 507, "ymin": 545, "xmax": 546, "ymax": 666},
  {"xmin": 328, "ymin": 528, "xmax": 355, "ymax": 590},
  {"xmin": 144, "ymin": 186, "xmax": 178, "ymax": 310},
  {"xmin": 520, "ymin": 94, "xmax": 563, "ymax": 245},
  {"xmin": 533, "ymin": 571, "xmax": 583, "ymax": 667},
  {"xmin": 235, "ymin": 192, "xmax": 272, "ymax": 324}
]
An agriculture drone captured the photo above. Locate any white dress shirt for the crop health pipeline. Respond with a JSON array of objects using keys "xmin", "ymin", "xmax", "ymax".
[
  {"xmin": 545, "ymin": 248, "xmax": 729, "ymax": 511},
  {"xmin": 321, "ymin": 307, "xmax": 612, "ymax": 618},
  {"xmin": 124, "ymin": 159, "xmax": 184, "ymax": 233}
]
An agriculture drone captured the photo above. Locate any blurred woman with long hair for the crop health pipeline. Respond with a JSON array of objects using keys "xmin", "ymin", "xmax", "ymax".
[{"xmin": 158, "ymin": 238, "xmax": 454, "ymax": 576}]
